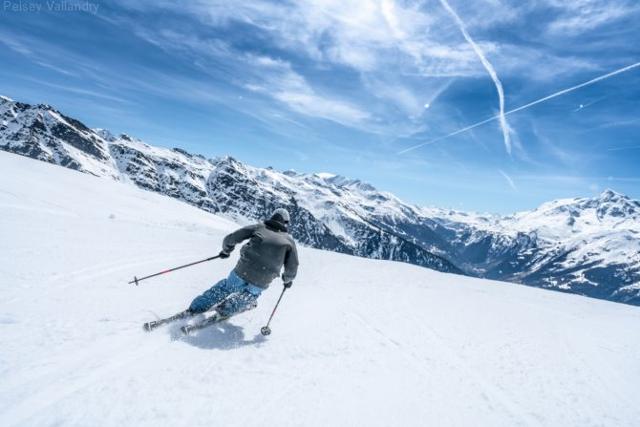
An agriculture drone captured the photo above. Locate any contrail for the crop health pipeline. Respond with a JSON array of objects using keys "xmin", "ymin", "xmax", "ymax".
[
  {"xmin": 398, "ymin": 61, "xmax": 640, "ymax": 154},
  {"xmin": 438, "ymin": 0, "xmax": 511, "ymax": 154},
  {"xmin": 498, "ymin": 169, "xmax": 518, "ymax": 191},
  {"xmin": 607, "ymin": 145, "xmax": 640, "ymax": 151},
  {"xmin": 572, "ymin": 95, "xmax": 606, "ymax": 112}
]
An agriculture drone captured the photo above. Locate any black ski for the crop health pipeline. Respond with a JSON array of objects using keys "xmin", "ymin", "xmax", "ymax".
[
  {"xmin": 181, "ymin": 313, "xmax": 229, "ymax": 335},
  {"xmin": 143, "ymin": 310, "xmax": 193, "ymax": 332}
]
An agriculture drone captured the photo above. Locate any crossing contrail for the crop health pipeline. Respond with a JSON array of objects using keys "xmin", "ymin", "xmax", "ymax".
[
  {"xmin": 398, "ymin": 61, "xmax": 640, "ymax": 155},
  {"xmin": 438, "ymin": 0, "xmax": 511, "ymax": 154},
  {"xmin": 572, "ymin": 95, "xmax": 606, "ymax": 112}
]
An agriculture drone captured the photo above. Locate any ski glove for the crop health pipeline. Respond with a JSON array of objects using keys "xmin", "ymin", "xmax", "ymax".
[
  {"xmin": 218, "ymin": 251, "xmax": 230, "ymax": 259},
  {"xmin": 282, "ymin": 274, "xmax": 293, "ymax": 288}
]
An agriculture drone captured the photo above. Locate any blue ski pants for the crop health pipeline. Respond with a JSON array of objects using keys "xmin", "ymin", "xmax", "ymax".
[{"xmin": 189, "ymin": 270, "xmax": 262, "ymax": 317}]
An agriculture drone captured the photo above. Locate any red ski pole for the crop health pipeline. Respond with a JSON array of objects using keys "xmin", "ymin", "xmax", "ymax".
[{"xmin": 129, "ymin": 254, "xmax": 221, "ymax": 286}]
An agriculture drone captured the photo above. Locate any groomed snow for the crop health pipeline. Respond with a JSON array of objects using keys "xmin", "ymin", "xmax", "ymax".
[{"xmin": 1, "ymin": 151, "xmax": 639, "ymax": 427}]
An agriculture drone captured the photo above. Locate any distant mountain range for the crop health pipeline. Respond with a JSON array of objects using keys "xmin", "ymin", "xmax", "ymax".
[{"xmin": 2, "ymin": 95, "xmax": 638, "ymax": 305}]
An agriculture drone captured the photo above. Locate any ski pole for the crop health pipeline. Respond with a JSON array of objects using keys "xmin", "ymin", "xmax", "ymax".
[
  {"xmin": 129, "ymin": 255, "xmax": 221, "ymax": 286},
  {"xmin": 261, "ymin": 287, "xmax": 287, "ymax": 336}
]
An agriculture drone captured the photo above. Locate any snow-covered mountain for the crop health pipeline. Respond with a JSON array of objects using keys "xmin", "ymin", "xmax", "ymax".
[
  {"xmin": 426, "ymin": 192, "xmax": 640, "ymax": 305},
  {"xmin": 0, "ymin": 95, "xmax": 117, "ymax": 178},
  {"xmin": 2, "ymin": 151, "xmax": 640, "ymax": 426},
  {"xmin": 1, "ymin": 94, "xmax": 639, "ymax": 305},
  {"xmin": 0, "ymin": 95, "xmax": 459, "ymax": 275}
]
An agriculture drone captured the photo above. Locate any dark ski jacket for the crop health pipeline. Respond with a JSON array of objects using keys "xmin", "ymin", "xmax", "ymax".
[{"xmin": 222, "ymin": 221, "xmax": 299, "ymax": 288}]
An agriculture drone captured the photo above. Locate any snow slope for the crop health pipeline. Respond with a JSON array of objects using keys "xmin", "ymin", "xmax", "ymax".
[{"xmin": 1, "ymin": 151, "xmax": 639, "ymax": 427}]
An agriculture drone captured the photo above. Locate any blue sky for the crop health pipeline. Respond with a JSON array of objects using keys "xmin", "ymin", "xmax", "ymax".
[{"xmin": 1, "ymin": 0, "xmax": 639, "ymax": 213}]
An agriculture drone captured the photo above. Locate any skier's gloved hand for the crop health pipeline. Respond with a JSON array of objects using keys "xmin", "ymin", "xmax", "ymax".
[
  {"xmin": 282, "ymin": 274, "xmax": 293, "ymax": 288},
  {"xmin": 218, "ymin": 251, "xmax": 230, "ymax": 259}
]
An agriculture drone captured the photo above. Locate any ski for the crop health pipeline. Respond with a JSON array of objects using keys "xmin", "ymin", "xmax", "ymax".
[
  {"xmin": 181, "ymin": 313, "xmax": 229, "ymax": 335},
  {"xmin": 143, "ymin": 310, "xmax": 193, "ymax": 332},
  {"xmin": 146, "ymin": 293, "xmax": 258, "ymax": 334},
  {"xmin": 181, "ymin": 298, "xmax": 258, "ymax": 335}
]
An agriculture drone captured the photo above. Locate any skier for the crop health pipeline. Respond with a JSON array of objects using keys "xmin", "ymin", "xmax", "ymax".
[{"xmin": 186, "ymin": 208, "xmax": 299, "ymax": 320}]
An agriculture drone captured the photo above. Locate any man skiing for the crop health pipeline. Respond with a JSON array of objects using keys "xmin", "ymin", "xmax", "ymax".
[{"xmin": 186, "ymin": 208, "xmax": 299, "ymax": 320}]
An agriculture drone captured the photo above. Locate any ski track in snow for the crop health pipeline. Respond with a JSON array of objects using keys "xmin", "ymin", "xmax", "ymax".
[{"xmin": 1, "ymin": 151, "xmax": 640, "ymax": 426}]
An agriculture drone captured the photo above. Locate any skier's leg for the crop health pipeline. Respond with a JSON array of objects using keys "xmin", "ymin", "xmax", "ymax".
[
  {"xmin": 188, "ymin": 272, "xmax": 243, "ymax": 313},
  {"xmin": 217, "ymin": 284, "xmax": 261, "ymax": 318},
  {"xmin": 181, "ymin": 283, "xmax": 261, "ymax": 335}
]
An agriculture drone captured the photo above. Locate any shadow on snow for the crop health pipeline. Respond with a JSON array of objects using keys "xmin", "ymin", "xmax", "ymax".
[{"xmin": 167, "ymin": 320, "xmax": 267, "ymax": 350}]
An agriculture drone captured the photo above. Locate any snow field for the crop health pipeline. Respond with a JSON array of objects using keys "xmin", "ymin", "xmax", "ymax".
[{"xmin": 1, "ymin": 151, "xmax": 639, "ymax": 427}]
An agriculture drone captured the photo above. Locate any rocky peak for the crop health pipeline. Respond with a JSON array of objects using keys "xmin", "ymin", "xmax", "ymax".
[
  {"xmin": 592, "ymin": 189, "xmax": 639, "ymax": 219},
  {"xmin": 317, "ymin": 173, "xmax": 377, "ymax": 192},
  {"xmin": 214, "ymin": 155, "xmax": 244, "ymax": 170},
  {"xmin": 597, "ymin": 188, "xmax": 624, "ymax": 202},
  {"xmin": 94, "ymin": 128, "xmax": 116, "ymax": 142}
]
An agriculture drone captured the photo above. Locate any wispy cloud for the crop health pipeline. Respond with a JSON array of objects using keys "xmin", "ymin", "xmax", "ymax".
[
  {"xmin": 103, "ymin": 0, "xmax": 628, "ymax": 144},
  {"xmin": 438, "ymin": 0, "xmax": 511, "ymax": 154},
  {"xmin": 109, "ymin": 0, "xmax": 494, "ymax": 135},
  {"xmin": 530, "ymin": 121, "xmax": 583, "ymax": 169},
  {"xmin": 1, "ymin": 37, "xmax": 32, "ymax": 55},
  {"xmin": 546, "ymin": 0, "xmax": 639, "ymax": 35},
  {"xmin": 515, "ymin": 174, "xmax": 640, "ymax": 184},
  {"xmin": 19, "ymin": 77, "xmax": 132, "ymax": 104},
  {"xmin": 133, "ymin": 27, "xmax": 375, "ymax": 130},
  {"xmin": 243, "ymin": 55, "xmax": 371, "ymax": 128},
  {"xmin": 498, "ymin": 169, "xmax": 518, "ymax": 191},
  {"xmin": 590, "ymin": 117, "xmax": 640, "ymax": 130}
]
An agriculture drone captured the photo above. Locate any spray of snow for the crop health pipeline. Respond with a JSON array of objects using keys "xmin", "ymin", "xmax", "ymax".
[
  {"xmin": 438, "ymin": 0, "xmax": 511, "ymax": 154},
  {"xmin": 398, "ymin": 61, "xmax": 640, "ymax": 154}
]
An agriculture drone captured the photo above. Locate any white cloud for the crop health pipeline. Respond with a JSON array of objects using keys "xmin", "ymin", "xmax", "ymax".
[
  {"xmin": 107, "ymin": 0, "xmax": 630, "ymax": 141},
  {"xmin": 118, "ymin": 0, "xmax": 491, "ymax": 134},
  {"xmin": 362, "ymin": 75, "xmax": 455, "ymax": 121},
  {"xmin": 1, "ymin": 38, "xmax": 32, "ymax": 55},
  {"xmin": 546, "ymin": 0, "xmax": 638, "ymax": 35},
  {"xmin": 130, "ymin": 27, "xmax": 373, "ymax": 129},
  {"xmin": 136, "ymin": 1, "xmax": 486, "ymax": 76},
  {"xmin": 491, "ymin": 45, "xmax": 597, "ymax": 82},
  {"xmin": 243, "ymin": 54, "xmax": 371, "ymax": 127}
]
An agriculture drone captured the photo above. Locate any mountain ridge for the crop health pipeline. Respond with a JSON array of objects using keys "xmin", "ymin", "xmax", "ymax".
[{"xmin": 1, "ymin": 95, "xmax": 638, "ymax": 305}]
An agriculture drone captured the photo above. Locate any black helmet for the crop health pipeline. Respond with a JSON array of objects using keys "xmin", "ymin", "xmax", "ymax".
[{"xmin": 270, "ymin": 208, "xmax": 290, "ymax": 225}]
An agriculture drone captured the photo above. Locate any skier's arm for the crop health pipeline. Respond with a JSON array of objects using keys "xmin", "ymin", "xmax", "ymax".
[
  {"xmin": 282, "ymin": 240, "xmax": 299, "ymax": 284},
  {"xmin": 222, "ymin": 224, "xmax": 259, "ymax": 253}
]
